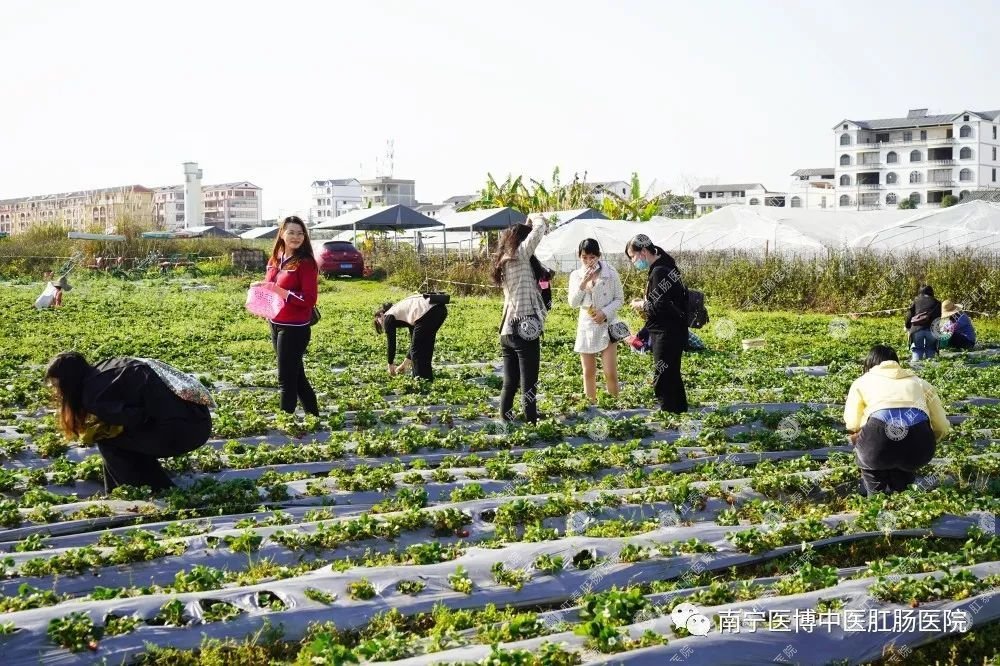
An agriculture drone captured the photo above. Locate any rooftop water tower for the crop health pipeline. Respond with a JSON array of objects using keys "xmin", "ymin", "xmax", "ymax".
[{"xmin": 183, "ymin": 162, "xmax": 203, "ymax": 228}]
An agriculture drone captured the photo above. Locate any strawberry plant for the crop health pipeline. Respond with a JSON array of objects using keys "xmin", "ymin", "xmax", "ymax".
[
  {"xmin": 47, "ymin": 612, "xmax": 101, "ymax": 652},
  {"xmin": 449, "ymin": 566, "xmax": 473, "ymax": 594},
  {"xmin": 348, "ymin": 578, "xmax": 376, "ymax": 600}
]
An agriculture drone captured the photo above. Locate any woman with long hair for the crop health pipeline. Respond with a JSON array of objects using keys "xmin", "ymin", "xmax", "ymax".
[
  {"xmin": 45, "ymin": 352, "xmax": 212, "ymax": 492},
  {"xmin": 374, "ymin": 294, "xmax": 449, "ymax": 381},
  {"xmin": 567, "ymin": 238, "xmax": 623, "ymax": 403},
  {"xmin": 625, "ymin": 233, "xmax": 688, "ymax": 413},
  {"xmin": 844, "ymin": 345, "xmax": 950, "ymax": 494},
  {"xmin": 252, "ymin": 215, "xmax": 320, "ymax": 415},
  {"xmin": 492, "ymin": 218, "xmax": 547, "ymax": 423}
]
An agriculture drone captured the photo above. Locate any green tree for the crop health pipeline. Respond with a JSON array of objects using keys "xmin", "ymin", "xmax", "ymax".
[
  {"xmin": 599, "ymin": 173, "xmax": 671, "ymax": 221},
  {"xmin": 941, "ymin": 194, "xmax": 958, "ymax": 208},
  {"xmin": 898, "ymin": 197, "xmax": 917, "ymax": 210}
]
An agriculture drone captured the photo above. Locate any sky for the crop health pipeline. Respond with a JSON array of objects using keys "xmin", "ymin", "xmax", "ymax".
[{"xmin": 2, "ymin": 0, "xmax": 1000, "ymax": 219}]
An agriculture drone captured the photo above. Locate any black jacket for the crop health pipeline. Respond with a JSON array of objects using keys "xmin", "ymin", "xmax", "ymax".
[
  {"xmin": 642, "ymin": 253, "xmax": 688, "ymax": 337},
  {"xmin": 905, "ymin": 294, "xmax": 941, "ymax": 332},
  {"xmin": 82, "ymin": 358, "xmax": 209, "ymax": 430}
]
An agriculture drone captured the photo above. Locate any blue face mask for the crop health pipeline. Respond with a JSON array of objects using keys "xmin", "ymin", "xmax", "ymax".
[{"xmin": 633, "ymin": 257, "xmax": 649, "ymax": 271}]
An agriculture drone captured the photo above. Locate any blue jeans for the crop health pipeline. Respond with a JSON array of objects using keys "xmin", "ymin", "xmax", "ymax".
[{"xmin": 911, "ymin": 328, "xmax": 938, "ymax": 361}]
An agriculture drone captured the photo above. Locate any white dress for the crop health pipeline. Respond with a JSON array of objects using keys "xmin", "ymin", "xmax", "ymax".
[{"xmin": 568, "ymin": 261, "xmax": 625, "ymax": 353}]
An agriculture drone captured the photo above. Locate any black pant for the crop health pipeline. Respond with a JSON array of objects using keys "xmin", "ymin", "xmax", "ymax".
[
  {"xmin": 411, "ymin": 305, "xmax": 448, "ymax": 380},
  {"xmin": 98, "ymin": 407, "xmax": 211, "ymax": 492},
  {"xmin": 270, "ymin": 323, "xmax": 319, "ymax": 415},
  {"xmin": 500, "ymin": 334, "xmax": 540, "ymax": 423},
  {"xmin": 855, "ymin": 417, "xmax": 935, "ymax": 495},
  {"xmin": 949, "ymin": 332, "xmax": 975, "ymax": 350},
  {"xmin": 650, "ymin": 331, "xmax": 688, "ymax": 413}
]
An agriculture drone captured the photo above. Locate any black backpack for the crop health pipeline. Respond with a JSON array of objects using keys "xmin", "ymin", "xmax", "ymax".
[{"xmin": 687, "ymin": 289, "xmax": 709, "ymax": 329}]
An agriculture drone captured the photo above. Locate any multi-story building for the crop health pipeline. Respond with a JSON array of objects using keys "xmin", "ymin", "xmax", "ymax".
[
  {"xmin": 360, "ymin": 177, "xmax": 416, "ymax": 208},
  {"xmin": 310, "ymin": 179, "xmax": 363, "ymax": 225},
  {"xmin": 153, "ymin": 181, "xmax": 262, "ymax": 230},
  {"xmin": 0, "ymin": 185, "xmax": 155, "ymax": 235},
  {"xmin": 833, "ymin": 108, "xmax": 1000, "ymax": 209},
  {"xmin": 788, "ymin": 168, "xmax": 836, "ymax": 209},
  {"xmin": 694, "ymin": 183, "xmax": 785, "ymax": 215}
]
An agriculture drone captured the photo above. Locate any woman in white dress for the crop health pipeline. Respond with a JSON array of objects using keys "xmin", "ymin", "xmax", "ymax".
[{"xmin": 567, "ymin": 239, "xmax": 624, "ymax": 403}]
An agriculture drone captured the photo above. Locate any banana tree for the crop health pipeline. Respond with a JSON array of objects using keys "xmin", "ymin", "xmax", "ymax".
[{"xmin": 599, "ymin": 172, "xmax": 668, "ymax": 221}]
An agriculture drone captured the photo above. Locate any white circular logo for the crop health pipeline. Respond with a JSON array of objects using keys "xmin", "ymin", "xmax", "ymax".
[
  {"xmin": 929, "ymin": 317, "xmax": 948, "ymax": 339},
  {"xmin": 517, "ymin": 318, "xmax": 541, "ymax": 341},
  {"xmin": 876, "ymin": 510, "xmax": 897, "ymax": 533},
  {"xmin": 829, "ymin": 317, "xmax": 850, "ymax": 339},
  {"xmin": 978, "ymin": 512, "xmax": 997, "ymax": 535},
  {"xmin": 671, "ymin": 603, "xmax": 699, "ymax": 630},
  {"xmin": 884, "ymin": 419, "xmax": 908, "ymax": 442},
  {"xmin": 587, "ymin": 417, "xmax": 611, "ymax": 441},
  {"xmin": 678, "ymin": 420, "xmax": 702, "ymax": 441},
  {"xmin": 566, "ymin": 511, "xmax": 592, "ymax": 534},
  {"xmin": 762, "ymin": 510, "xmax": 784, "ymax": 531},
  {"xmin": 659, "ymin": 510, "xmax": 681, "ymax": 528},
  {"xmin": 777, "ymin": 416, "xmax": 800, "ymax": 441},
  {"xmin": 713, "ymin": 317, "xmax": 737, "ymax": 340},
  {"xmin": 686, "ymin": 614, "xmax": 712, "ymax": 636}
]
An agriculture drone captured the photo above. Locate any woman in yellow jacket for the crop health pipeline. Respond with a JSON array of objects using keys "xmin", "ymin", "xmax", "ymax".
[{"xmin": 844, "ymin": 345, "xmax": 950, "ymax": 495}]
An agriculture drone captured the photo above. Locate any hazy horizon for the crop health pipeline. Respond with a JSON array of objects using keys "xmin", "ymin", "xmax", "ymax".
[{"xmin": 3, "ymin": 0, "xmax": 1000, "ymax": 218}]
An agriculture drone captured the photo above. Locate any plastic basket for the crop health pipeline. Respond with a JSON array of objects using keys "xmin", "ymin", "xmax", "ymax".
[{"xmin": 245, "ymin": 285, "xmax": 284, "ymax": 320}]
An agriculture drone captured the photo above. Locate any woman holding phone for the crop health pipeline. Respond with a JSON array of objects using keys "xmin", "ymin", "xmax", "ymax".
[{"xmin": 567, "ymin": 238, "xmax": 623, "ymax": 403}]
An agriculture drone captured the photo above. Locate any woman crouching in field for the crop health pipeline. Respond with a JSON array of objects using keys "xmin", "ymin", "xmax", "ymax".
[{"xmin": 45, "ymin": 352, "xmax": 213, "ymax": 493}]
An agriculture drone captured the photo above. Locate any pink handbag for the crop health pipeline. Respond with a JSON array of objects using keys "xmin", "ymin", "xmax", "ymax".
[{"xmin": 245, "ymin": 284, "xmax": 284, "ymax": 319}]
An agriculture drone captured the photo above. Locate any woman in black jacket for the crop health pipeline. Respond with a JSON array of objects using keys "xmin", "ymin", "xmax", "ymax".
[
  {"xmin": 45, "ymin": 352, "xmax": 212, "ymax": 492},
  {"xmin": 625, "ymin": 234, "xmax": 688, "ymax": 413},
  {"xmin": 905, "ymin": 285, "xmax": 942, "ymax": 361}
]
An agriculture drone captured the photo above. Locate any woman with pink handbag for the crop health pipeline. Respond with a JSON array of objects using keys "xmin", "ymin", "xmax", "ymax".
[{"xmin": 250, "ymin": 216, "xmax": 320, "ymax": 416}]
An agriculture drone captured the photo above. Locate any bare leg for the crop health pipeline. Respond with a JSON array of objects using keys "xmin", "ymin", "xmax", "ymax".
[
  {"xmin": 580, "ymin": 353, "xmax": 597, "ymax": 403},
  {"xmin": 601, "ymin": 343, "xmax": 619, "ymax": 397}
]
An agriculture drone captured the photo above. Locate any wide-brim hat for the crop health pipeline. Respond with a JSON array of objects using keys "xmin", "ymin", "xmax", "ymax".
[
  {"xmin": 941, "ymin": 300, "xmax": 962, "ymax": 318},
  {"xmin": 55, "ymin": 275, "xmax": 72, "ymax": 291}
]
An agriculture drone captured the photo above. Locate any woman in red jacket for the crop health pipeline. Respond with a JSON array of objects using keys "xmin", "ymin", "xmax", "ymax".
[{"xmin": 252, "ymin": 216, "xmax": 320, "ymax": 415}]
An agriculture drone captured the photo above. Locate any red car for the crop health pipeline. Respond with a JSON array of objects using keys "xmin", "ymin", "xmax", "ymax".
[{"xmin": 314, "ymin": 240, "xmax": 364, "ymax": 277}]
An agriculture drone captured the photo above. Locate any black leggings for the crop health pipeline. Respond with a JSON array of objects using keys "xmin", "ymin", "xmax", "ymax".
[
  {"xmin": 500, "ymin": 334, "xmax": 540, "ymax": 423},
  {"xmin": 855, "ymin": 417, "xmax": 936, "ymax": 495},
  {"xmin": 98, "ymin": 407, "xmax": 211, "ymax": 492},
  {"xmin": 270, "ymin": 323, "xmax": 319, "ymax": 415},
  {"xmin": 650, "ymin": 331, "xmax": 688, "ymax": 413},
  {"xmin": 411, "ymin": 305, "xmax": 448, "ymax": 380}
]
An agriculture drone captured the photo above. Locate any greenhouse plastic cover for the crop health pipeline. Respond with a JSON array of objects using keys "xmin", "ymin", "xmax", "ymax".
[{"xmin": 851, "ymin": 200, "xmax": 1000, "ymax": 253}]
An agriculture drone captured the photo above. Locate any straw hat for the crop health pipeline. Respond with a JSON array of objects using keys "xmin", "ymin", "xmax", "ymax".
[
  {"xmin": 54, "ymin": 275, "xmax": 72, "ymax": 291},
  {"xmin": 941, "ymin": 300, "xmax": 963, "ymax": 318}
]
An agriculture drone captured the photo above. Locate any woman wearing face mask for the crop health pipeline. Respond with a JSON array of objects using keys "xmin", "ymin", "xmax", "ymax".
[
  {"xmin": 491, "ymin": 218, "xmax": 547, "ymax": 424},
  {"xmin": 625, "ymin": 234, "xmax": 688, "ymax": 413},
  {"xmin": 567, "ymin": 238, "xmax": 623, "ymax": 403},
  {"xmin": 251, "ymin": 216, "xmax": 320, "ymax": 416}
]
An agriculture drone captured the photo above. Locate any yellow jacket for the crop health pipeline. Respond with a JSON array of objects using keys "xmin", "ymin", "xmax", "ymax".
[{"xmin": 843, "ymin": 361, "xmax": 950, "ymax": 442}]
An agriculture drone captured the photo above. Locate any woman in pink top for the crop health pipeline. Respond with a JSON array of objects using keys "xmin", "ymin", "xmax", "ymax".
[{"xmin": 252, "ymin": 216, "xmax": 320, "ymax": 415}]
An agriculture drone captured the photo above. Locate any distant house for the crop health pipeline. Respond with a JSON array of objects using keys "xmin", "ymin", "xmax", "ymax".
[{"xmin": 694, "ymin": 183, "xmax": 786, "ymax": 214}]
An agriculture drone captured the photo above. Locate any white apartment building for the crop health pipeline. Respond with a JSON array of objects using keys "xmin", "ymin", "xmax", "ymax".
[
  {"xmin": 833, "ymin": 108, "xmax": 1000, "ymax": 209},
  {"xmin": 788, "ymin": 168, "xmax": 836, "ymax": 209},
  {"xmin": 360, "ymin": 177, "xmax": 416, "ymax": 208},
  {"xmin": 310, "ymin": 179, "xmax": 363, "ymax": 225},
  {"xmin": 694, "ymin": 183, "xmax": 785, "ymax": 215},
  {"xmin": 153, "ymin": 181, "xmax": 262, "ymax": 230}
]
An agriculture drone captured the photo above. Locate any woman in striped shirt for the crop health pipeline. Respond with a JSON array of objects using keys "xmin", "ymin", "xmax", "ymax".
[{"xmin": 491, "ymin": 218, "xmax": 547, "ymax": 424}]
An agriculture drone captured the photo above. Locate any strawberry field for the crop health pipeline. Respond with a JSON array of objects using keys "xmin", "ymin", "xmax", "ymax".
[{"xmin": 0, "ymin": 275, "xmax": 998, "ymax": 665}]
